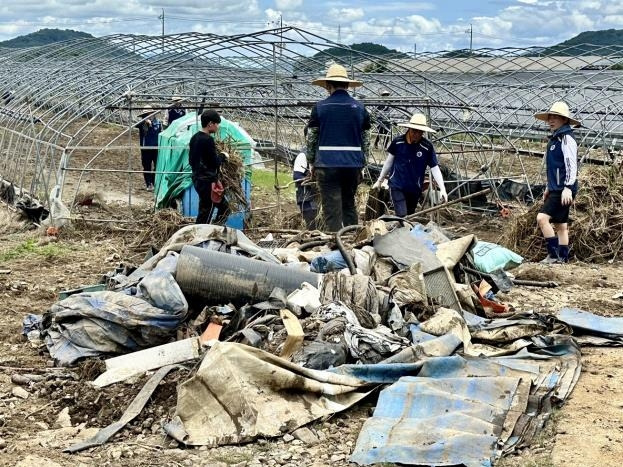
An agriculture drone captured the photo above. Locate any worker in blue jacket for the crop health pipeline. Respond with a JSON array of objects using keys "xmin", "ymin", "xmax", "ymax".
[
  {"xmin": 306, "ymin": 64, "xmax": 371, "ymax": 232},
  {"xmin": 137, "ymin": 105, "xmax": 162, "ymax": 191},
  {"xmin": 373, "ymin": 113, "xmax": 448, "ymax": 216},
  {"xmin": 534, "ymin": 101, "xmax": 580, "ymax": 263}
]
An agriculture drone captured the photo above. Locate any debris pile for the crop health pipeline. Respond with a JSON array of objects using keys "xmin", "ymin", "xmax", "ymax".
[
  {"xmin": 502, "ymin": 164, "xmax": 623, "ymax": 262},
  {"xmin": 17, "ymin": 219, "xmax": 623, "ymax": 466}
]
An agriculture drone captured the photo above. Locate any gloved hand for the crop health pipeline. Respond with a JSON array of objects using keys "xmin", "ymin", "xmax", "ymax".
[
  {"xmin": 220, "ymin": 151, "xmax": 229, "ymax": 161},
  {"xmin": 543, "ymin": 189, "xmax": 549, "ymax": 201},
  {"xmin": 561, "ymin": 187, "xmax": 573, "ymax": 206},
  {"xmin": 439, "ymin": 189, "xmax": 448, "ymax": 203},
  {"xmin": 372, "ymin": 179, "xmax": 382, "ymax": 189}
]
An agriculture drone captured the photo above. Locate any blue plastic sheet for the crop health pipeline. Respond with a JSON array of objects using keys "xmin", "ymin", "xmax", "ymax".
[
  {"xmin": 310, "ymin": 250, "xmax": 347, "ymax": 273},
  {"xmin": 350, "ymin": 336, "xmax": 581, "ymax": 466},
  {"xmin": 558, "ymin": 307, "xmax": 623, "ymax": 344}
]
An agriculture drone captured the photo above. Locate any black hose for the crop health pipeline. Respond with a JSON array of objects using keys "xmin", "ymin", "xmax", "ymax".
[
  {"xmin": 176, "ymin": 246, "xmax": 321, "ymax": 305},
  {"xmin": 298, "ymin": 239, "xmax": 332, "ymax": 251},
  {"xmin": 335, "ymin": 225, "xmax": 362, "ymax": 275}
]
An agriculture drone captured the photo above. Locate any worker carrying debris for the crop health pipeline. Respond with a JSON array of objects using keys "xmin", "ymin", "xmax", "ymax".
[
  {"xmin": 372, "ymin": 113, "xmax": 448, "ymax": 216},
  {"xmin": 188, "ymin": 109, "xmax": 229, "ymax": 225},
  {"xmin": 534, "ymin": 101, "xmax": 580, "ymax": 263},
  {"xmin": 306, "ymin": 64, "xmax": 372, "ymax": 232}
]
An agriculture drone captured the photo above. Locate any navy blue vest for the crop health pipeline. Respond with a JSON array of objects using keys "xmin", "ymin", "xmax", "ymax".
[
  {"xmin": 387, "ymin": 134, "xmax": 438, "ymax": 192},
  {"xmin": 546, "ymin": 124, "xmax": 578, "ymax": 193},
  {"xmin": 311, "ymin": 90, "xmax": 368, "ymax": 168}
]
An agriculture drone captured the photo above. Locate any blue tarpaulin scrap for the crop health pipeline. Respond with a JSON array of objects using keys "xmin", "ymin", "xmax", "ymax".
[
  {"xmin": 558, "ymin": 307, "xmax": 623, "ymax": 345},
  {"xmin": 350, "ymin": 336, "xmax": 581, "ymax": 466}
]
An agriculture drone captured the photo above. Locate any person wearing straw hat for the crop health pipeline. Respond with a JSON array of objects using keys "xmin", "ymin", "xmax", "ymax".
[
  {"xmin": 534, "ymin": 101, "xmax": 580, "ymax": 264},
  {"xmin": 167, "ymin": 95, "xmax": 186, "ymax": 126},
  {"xmin": 136, "ymin": 105, "xmax": 162, "ymax": 191},
  {"xmin": 372, "ymin": 113, "xmax": 448, "ymax": 217},
  {"xmin": 306, "ymin": 63, "xmax": 372, "ymax": 232}
]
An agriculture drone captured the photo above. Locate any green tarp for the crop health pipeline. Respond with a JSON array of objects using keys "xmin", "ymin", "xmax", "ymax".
[{"xmin": 154, "ymin": 112, "xmax": 254, "ymax": 209}]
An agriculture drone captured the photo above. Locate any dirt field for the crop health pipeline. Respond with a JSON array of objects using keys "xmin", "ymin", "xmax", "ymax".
[{"xmin": 1, "ymin": 176, "xmax": 623, "ymax": 467}]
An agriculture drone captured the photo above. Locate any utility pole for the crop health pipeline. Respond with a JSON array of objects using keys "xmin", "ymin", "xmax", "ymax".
[
  {"xmin": 468, "ymin": 23, "xmax": 473, "ymax": 54},
  {"xmin": 338, "ymin": 24, "xmax": 341, "ymax": 43},
  {"xmin": 159, "ymin": 9, "xmax": 165, "ymax": 54},
  {"xmin": 414, "ymin": 42, "xmax": 417, "ymax": 58}
]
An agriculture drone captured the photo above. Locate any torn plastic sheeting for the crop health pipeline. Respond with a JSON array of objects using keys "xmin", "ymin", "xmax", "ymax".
[
  {"xmin": 558, "ymin": 307, "xmax": 623, "ymax": 344},
  {"xmin": 319, "ymin": 275, "xmax": 380, "ymax": 327},
  {"xmin": 344, "ymin": 322, "xmax": 410, "ymax": 364},
  {"xmin": 435, "ymin": 234, "xmax": 475, "ymax": 270},
  {"xmin": 130, "ymin": 224, "xmax": 281, "ymax": 281},
  {"xmin": 382, "ymin": 333, "xmax": 463, "ymax": 364},
  {"xmin": 351, "ymin": 375, "xmax": 524, "ymax": 467},
  {"xmin": 165, "ymin": 341, "xmax": 370, "ymax": 446},
  {"xmin": 137, "ymin": 269, "xmax": 188, "ymax": 314},
  {"xmin": 42, "ymin": 291, "xmax": 189, "ymax": 366},
  {"xmin": 373, "ymin": 226, "xmax": 442, "ymax": 273}
]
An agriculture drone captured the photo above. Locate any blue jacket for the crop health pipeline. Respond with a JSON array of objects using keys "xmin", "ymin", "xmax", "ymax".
[
  {"xmin": 387, "ymin": 134, "xmax": 438, "ymax": 192},
  {"xmin": 546, "ymin": 124, "xmax": 578, "ymax": 193},
  {"xmin": 308, "ymin": 89, "xmax": 371, "ymax": 168},
  {"xmin": 139, "ymin": 118, "xmax": 162, "ymax": 149}
]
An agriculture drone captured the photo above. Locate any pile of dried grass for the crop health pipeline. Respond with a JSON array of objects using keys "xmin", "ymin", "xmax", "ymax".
[
  {"xmin": 501, "ymin": 164, "xmax": 623, "ymax": 262},
  {"xmin": 217, "ymin": 139, "xmax": 247, "ymax": 214},
  {"xmin": 129, "ymin": 208, "xmax": 192, "ymax": 250}
]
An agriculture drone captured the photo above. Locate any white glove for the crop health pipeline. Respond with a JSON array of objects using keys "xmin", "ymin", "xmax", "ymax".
[
  {"xmin": 561, "ymin": 187, "xmax": 573, "ymax": 206},
  {"xmin": 221, "ymin": 151, "xmax": 230, "ymax": 161},
  {"xmin": 439, "ymin": 189, "xmax": 448, "ymax": 203},
  {"xmin": 372, "ymin": 180, "xmax": 381, "ymax": 189}
]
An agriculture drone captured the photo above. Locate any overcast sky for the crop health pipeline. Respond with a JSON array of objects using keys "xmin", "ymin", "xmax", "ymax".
[{"xmin": 1, "ymin": 0, "xmax": 622, "ymax": 52}]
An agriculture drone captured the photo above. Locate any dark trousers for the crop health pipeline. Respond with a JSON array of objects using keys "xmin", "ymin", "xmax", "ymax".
[
  {"xmin": 390, "ymin": 187, "xmax": 421, "ymax": 217},
  {"xmin": 141, "ymin": 149, "xmax": 157, "ymax": 187},
  {"xmin": 194, "ymin": 181, "xmax": 228, "ymax": 225},
  {"xmin": 315, "ymin": 167, "xmax": 360, "ymax": 232}
]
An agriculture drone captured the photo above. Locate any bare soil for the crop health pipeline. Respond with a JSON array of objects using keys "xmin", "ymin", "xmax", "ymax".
[{"xmin": 1, "ymin": 183, "xmax": 623, "ymax": 467}]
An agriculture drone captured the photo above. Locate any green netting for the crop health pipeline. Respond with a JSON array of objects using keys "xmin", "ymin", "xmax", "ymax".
[{"xmin": 154, "ymin": 112, "xmax": 255, "ymax": 209}]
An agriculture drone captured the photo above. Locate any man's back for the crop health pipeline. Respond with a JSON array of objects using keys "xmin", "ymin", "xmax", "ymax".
[{"xmin": 189, "ymin": 131, "xmax": 220, "ymax": 182}]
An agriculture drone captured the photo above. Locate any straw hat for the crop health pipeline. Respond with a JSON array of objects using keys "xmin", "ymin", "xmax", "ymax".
[
  {"xmin": 172, "ymin": 95, "xmax": 183, "ymax": 102},
  {"xmin": 312, "ymin": 64, "xmax": 363, "ymax": 88},
  {"xmin": 534, "ymin": 101, "xmax": 581, "ymax": 127},
  {"xmin": 398, "ymin": 113, "xmax": 436, "ymax": 133},
  {"xmin": 380, "ymin": 90, "xmax": 391, "ymax": 96},
  {"xmin": 138, "ymin": 104, "xmax": 153, "ymax": 117}
]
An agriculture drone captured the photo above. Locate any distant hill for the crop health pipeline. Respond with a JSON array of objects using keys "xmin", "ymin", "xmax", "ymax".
[
  {"xmin": 0, "ymin": 28, "xmax": 93, "ymax": 48},
  {"xmin": 294, "ymin": 42, "xmax": 408, "ymax": 73},
  {"xmin": 535, "ymin": 28, "xmax": 623, "ymax": 56}
]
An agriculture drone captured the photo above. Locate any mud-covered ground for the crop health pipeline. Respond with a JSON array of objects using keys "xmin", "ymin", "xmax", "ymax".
[{"xmin": 1, "ymin": 194, "xmax": 622, "ymax": 467}]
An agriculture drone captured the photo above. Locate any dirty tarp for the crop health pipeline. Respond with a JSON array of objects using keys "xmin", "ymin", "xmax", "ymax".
[
  {"xmin": 558, "ymin": 307, "xmax": 623, "ymax": 345},
  {"xmin": 165, "ymin": 341, "xmax": 370, "ymax": 446},
  {"xmin": 373, "ymin": 226, "xmax": 442, "ymax": 273},
  {"xmin": 125, "ymin": 224, "xmax": 280, "ymax": 285},
  {"xmin": 351, "ymin": 336, "xmax": 581, "ymax": 466},
  {"xmin": 42, "ymin": 291, "xmax": 189, "ymax": 366}
]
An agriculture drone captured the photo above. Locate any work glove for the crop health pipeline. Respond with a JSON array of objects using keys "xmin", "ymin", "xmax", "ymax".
[
  {"xmin": 220, "ymin": 151, "xmax": 229, "ymax": 161},
  {"xmin": 543, "ymin": 189, "xmax": 549, "ymax": 202},
  {"xmin": 561, "ymin": 187, "xmax": 573, "ymax": 206},
  {"xmin": 372, "ymin": 180, "xmax": 382, "ymax": 190},
  {"xmin": 439, "ymin": 189, "xmax": 448, "ymax": 203}
]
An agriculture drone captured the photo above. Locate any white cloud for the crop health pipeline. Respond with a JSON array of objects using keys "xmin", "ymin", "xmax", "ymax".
[
  {"xmin": 275, "ymin": 0, "xmax": 303, "ymax": 10},
  {"xmin": 327, "ymin": 8, "xmax": 365, "ymax": 22}
]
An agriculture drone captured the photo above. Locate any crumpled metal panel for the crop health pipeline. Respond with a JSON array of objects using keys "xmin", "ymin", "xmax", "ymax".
[
  {"xmin": 559, "ymin": 307, "xmax": 623, "ymax": 344},
  {"xmin": 351, "ymin": 375, "xmax": 523, "ymax": 467}
]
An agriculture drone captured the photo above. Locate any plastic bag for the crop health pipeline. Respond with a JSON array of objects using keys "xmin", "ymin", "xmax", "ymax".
[{"xmin": 472, "ymin": 241, "xmax": 523, "ymax": 273}]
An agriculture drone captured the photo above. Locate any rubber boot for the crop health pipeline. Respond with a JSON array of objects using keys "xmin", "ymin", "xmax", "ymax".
[
  {"xmin": 540, "ymin": 237, "xmax": 560, "ymax": 264},
  {"xmin": 558, "ymin": 244, "xmax": 569, "ymax": 263}
]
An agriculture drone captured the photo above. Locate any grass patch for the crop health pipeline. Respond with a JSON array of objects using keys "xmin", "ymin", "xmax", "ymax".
[
  {"xmin": 252, "ymin": 168, "xmax": 292, "ymax": 190},
  {"xmin": 209, "ymin": 451, "xmax": 253, "ymax": 465},
  {"xmin": 0, "ymin": 239, "xmax": 72, "ymax": 262}
]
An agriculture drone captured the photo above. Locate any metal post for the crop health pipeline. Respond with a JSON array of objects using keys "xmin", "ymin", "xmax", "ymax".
[{"xmin": 272, "ymin": 43, "xmax": 281, "ymax": 216}]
